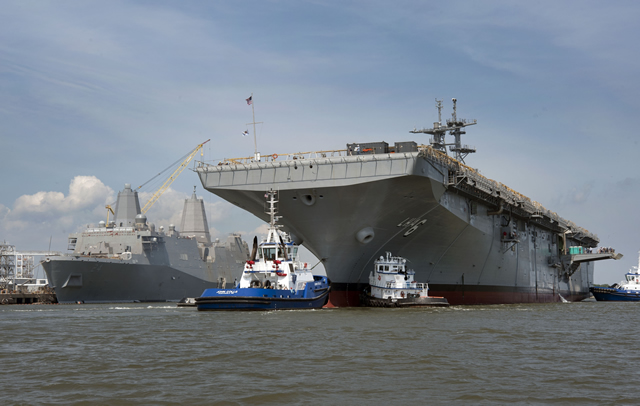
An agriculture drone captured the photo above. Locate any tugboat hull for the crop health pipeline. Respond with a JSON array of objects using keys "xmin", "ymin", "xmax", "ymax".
[
  {"xmin": 195, "ymin": 285, "xmax": 330, "ymax": 311},
  {"xmin": 361, "ymin": 295, "xmax": 449, "ymax": 307},
  {"xmin": 590, "ymin": 287, "xmax": 640, "ymax": 302}
]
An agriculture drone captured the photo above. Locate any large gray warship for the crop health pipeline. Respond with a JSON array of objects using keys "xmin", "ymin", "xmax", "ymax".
[
  {"xmin": 195, "ymin": 99, "xmax": 620, "ymax": 306},
  {"xmin": 43, "ymin": 184, "xmax": 249, "ymax": 303}
]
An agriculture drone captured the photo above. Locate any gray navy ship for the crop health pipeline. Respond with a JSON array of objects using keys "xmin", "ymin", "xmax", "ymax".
[
  {"xmin": 43, "ymin": 184, "xmax": 249, "ymax": 303},
  {"xmin": 195, "ymin": 98, "xmax": 620, "ymax": 306}
]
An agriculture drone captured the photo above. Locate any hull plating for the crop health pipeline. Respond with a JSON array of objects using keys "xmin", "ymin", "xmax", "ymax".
[{"xmin": 43, "ymin": 257, "xmax": 231, "ymax": 303}]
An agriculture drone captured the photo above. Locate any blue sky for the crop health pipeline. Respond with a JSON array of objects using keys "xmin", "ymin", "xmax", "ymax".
[{"xmin": 1, "ymin": 0, "xmax": 639, "ymax": 283}]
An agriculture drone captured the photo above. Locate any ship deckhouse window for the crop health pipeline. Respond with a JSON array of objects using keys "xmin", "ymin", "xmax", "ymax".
[
  {"xmin": 384, "ymin": 266, "xmax": 389, "ymax": 271},
  {"xmin": 277, "ymin": 247, "xmax": 288, "ymax": 259},
  {"xmin": 263, "ymin": 248, "xmax": 276, "ymax": 261}
]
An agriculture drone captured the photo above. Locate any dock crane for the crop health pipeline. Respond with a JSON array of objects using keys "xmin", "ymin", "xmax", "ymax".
[{"xmin": 104, "ymin": 139, "xmax": 210, "ymax": 222}]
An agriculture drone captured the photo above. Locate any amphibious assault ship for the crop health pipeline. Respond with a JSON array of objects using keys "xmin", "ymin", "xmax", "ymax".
[
  {"xmin": 195, "ymin": 99, "xmax": 619, "ymax": 306},
  {"xmin": 43, "ymin": 184, "xmax": 249, "ymax": 303}
]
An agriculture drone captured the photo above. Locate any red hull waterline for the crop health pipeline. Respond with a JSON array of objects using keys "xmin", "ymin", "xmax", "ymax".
[{"xmin": 324, "ymin": 285, "xmax": 589, "ymax": 307}]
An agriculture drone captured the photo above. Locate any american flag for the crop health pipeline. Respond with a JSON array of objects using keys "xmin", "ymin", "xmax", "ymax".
[{"xmin": 246, "ymin": 96, "xmax": 252, "ymax": 105}]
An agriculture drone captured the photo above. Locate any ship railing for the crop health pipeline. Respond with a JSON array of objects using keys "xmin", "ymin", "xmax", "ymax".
[
  {"xmin": 446, "ymin": 118, "xmax": 477, "ymax": 126},
  {"xmin": 449, "ymin": 144, "xmax": 476, "ymax": 152},
  {"xmin": 384, "ymin": 281, "xmax": 426, "ymax": 290},
  {"xmin": 201, "ymin": 149, "xmax": 350, "ymax": 166}
]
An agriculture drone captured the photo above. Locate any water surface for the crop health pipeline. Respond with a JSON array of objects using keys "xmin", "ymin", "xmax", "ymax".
[{"xmin": 1, "ymin": 301, "xmax": 636, "ymax": 405}]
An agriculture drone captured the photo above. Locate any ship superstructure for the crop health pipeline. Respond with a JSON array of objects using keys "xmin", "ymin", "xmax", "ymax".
[
  {"xmin": 195, "ymin": 99, "xmax": 620, "ymax": 306},
  {"xmin": 43, "ymin": 185, "xmax": 249, "ymax": 303}
]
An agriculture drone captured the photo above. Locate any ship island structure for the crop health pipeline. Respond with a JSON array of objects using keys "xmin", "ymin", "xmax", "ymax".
[{"xmin": 195, "ymin": 98, "xmax": 620, "ymax": 306}]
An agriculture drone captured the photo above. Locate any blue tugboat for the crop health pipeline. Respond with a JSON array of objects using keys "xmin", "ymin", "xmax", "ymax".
[
  {"xmin": 590, "ymin": 251, "xmax": 640, "ymax": 301},
  {"xmin": 195, "ymin": 190, "xmax": 330, "ymax": 311}
]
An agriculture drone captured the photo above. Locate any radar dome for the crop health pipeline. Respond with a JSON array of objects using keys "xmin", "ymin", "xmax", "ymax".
[{"xmin": 135, "ymin": 214, "xmax": 147, "ymax": 226}]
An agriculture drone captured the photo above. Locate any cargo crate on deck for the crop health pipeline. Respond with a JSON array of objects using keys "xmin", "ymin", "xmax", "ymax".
[
  {"xmin": 347, "ymin": 142, "xmax": 389, "ymax": 155},
  {"xmin": 394, "ymin": 141, "xmax": 418, "ymax": 153}
]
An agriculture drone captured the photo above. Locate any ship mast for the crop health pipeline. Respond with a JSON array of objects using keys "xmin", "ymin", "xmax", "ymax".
[
  {"xmin": 411, "ymin": 98, "xmax": 477, "ymax": 164},
  {"xmin": 265, "ymin": 189, "xmax": 282, "ymax": 242}
]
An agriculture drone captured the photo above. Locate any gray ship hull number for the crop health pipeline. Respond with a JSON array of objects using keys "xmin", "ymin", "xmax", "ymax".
[{"xmin": 398, "ymin": 218, "xmax": 427, "ymax": 237}]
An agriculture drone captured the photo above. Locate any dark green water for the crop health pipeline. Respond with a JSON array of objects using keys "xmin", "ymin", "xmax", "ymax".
[{"xmin": 1, "ymin": 301, "xmax": 637, "ymax": 405}]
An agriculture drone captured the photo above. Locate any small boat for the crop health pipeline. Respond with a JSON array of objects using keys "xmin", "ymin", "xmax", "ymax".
[
  {"xmin": 177, "ymin": 297, "xmax": 196, "ymax": 307},
  {"xmin": 195, "ymin": 190, "xmax": 330, "ymax": 311},
  {"xmin": 361, "ymin": 252, "xmax": 449, "ymax": 307},
  {"xmin": 590, "ymin": 250, "xmax": 640, "ymax": 301}
]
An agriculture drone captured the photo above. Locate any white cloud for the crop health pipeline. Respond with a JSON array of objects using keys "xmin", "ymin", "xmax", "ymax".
[
  {"xmin": 10, "ymin": 176, "xmax": 113, "ymax": 220},
  {"xmin": 0, "ymin": 177, "xmax": 246, "ymax": 251},
  {"xmin": 0, "ymin": 176, "xmax": 114, "ymax": 251}
]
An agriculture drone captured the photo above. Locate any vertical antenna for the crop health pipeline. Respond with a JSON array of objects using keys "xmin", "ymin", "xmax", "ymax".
[
  {"xmin": 246, "ymin": 93, "xmax": 263, "ymax": 161},
  {"xmin": 447, "ymin": 98, "xmax": 477, "ymax": 164},
  {"xmin": 251, "ymin": 93, "xmax": 257, "ymax": 157},
  {"xmin": 451, "ymin": 98, "xmax": 457, "ymax": 123}
]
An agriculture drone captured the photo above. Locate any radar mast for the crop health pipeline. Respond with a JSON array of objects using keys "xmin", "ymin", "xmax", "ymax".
[{"xmin": 410, "ymin": 98, "xmax": 477, "ymax": 164}]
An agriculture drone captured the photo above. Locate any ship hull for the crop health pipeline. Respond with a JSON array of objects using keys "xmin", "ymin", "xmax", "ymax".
[
  {"xmin": 42, "ymin": 257, "xmax": 233, "ymax": 304},
  {"xmin": 197, "ymin": 151, "xmax": 596, "ymax": 306},
  {"xmin": 332, "ymin": 282, "xmax": 588, "ymax": 307},
  {"xmin": 195, "ymin": 286, "xmax": 330, "ymax": 311},
  {"xmin": 361, "ymin": 293, "xmax": 449, "ymax": 307},
  {"xmin": 43, "ymin": 232, "xmax": 248, "ymax": 304}
]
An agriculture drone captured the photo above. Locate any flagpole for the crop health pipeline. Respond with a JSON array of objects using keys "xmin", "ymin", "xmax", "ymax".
[
  {"xmin": 251, "ymin": 93, "xmax": 257, "ymax": 157},
  {"xmin": 246, "ymin": 93, "xmax": 262, "ymax": 161}
]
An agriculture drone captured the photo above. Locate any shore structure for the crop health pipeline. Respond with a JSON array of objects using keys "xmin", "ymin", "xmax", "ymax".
[
  {"xmin": 42, "ymin": 185, "xmax": 249, "ymax": 303},
  {"xmin": 196, "ymin": 98, "xmax": 619, "ymax": 306},
  {"xmin": 1, "ymin": 241, "xmax": 59, "ymax": 305}
]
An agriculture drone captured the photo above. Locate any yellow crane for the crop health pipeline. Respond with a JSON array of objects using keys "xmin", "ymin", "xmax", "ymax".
[
  {"xmin": 105, "ymin": 204, "xmax": 115, "ymax": 224},
  {"xmin": 103, "ymin": 139, "xmax": 210, "ymax": 223},
  {"xmin": 140, "ymin": 139, "xmax": 210, "ymax": 214}
]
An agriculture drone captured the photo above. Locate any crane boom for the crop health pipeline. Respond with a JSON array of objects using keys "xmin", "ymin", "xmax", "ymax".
[{"xmin": 140, "ymin": 139, "xmax": 210, "ymax": 214}]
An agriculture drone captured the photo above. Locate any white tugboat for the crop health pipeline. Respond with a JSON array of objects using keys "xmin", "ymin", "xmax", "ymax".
[{"xmin": 361, "ymin": 252, "xmax": 449, "ymax": 307}]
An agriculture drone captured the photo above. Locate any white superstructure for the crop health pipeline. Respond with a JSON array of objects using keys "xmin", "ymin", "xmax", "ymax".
[
  {"xmin": 369, "ymin": 252, "xmax": 428, "ymax": 300},
  {"xmin": 239, "ymin": 190, "xmax": 316, "ymax": 291}
]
